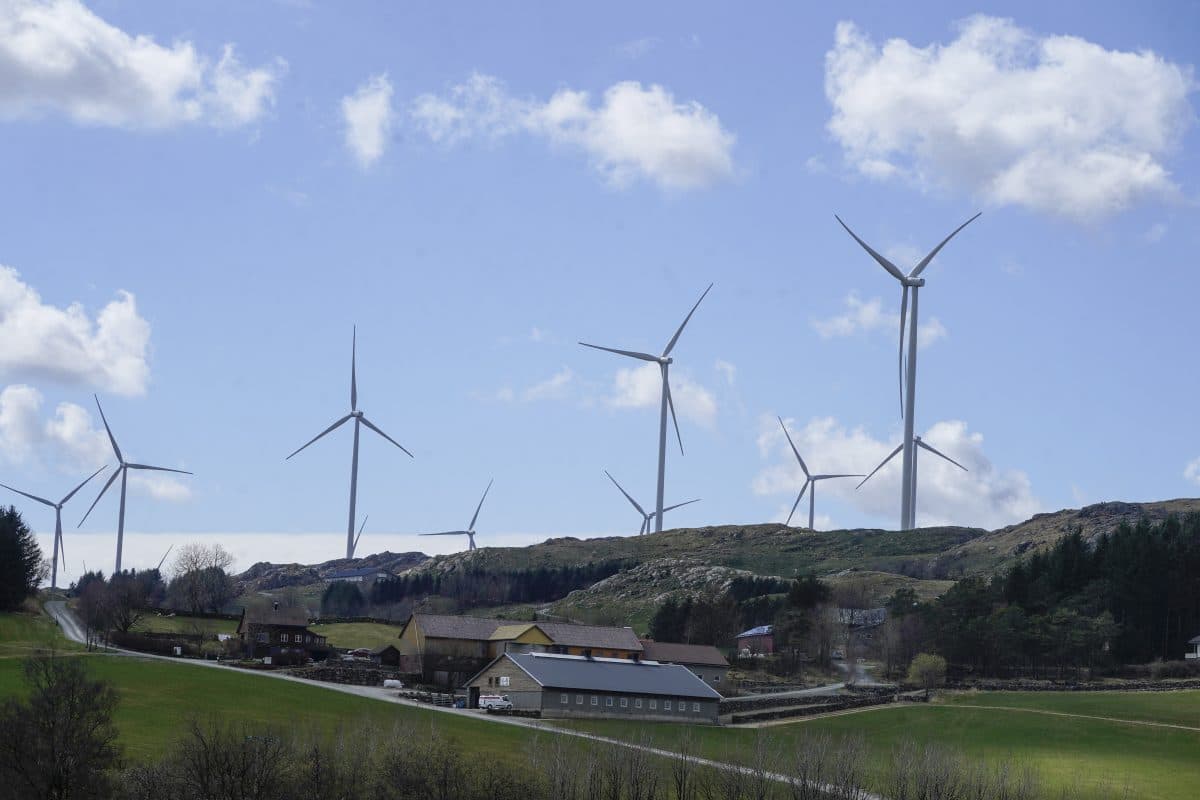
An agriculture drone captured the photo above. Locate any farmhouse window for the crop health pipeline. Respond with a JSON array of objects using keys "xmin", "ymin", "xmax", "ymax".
[
  {"xmin": 620, "ymin": 698, "xmax": 628, "ymax": 708},
  {"xmin": 256, "ymin": 633, "xmax": 268, "ymax": 643},
  {"xmin": 664, "ymin": 701, "xmax": 672, "ymax": 711},
  {"xmin": 499, "ymin": 676, "xmax": 510, "ymax": 687},
  {"xmin": 713, "ymin": 675, "xmax": 720, "ymax": 682},
  {"xmin": 649, "ymin": 700, "xmax": 657, "ymax": 710},
  {"xmin": 281, "ymin": 634, "xmax": 288, "ymax": 643},
  {"xmin": 635, "ymin": 699, "xmax": 643, "ymax": 709},
  {"xmin": 692, "ymin": 703, "xmax": 700, "ymax": 712},
  {"xmin": 561, "ymin": 694, "xmax": 569, "ymax": 704},
  {"xmin": 591, "ymin": 696, "xmax": 598, "ymax": 706},
  {"xmin": 606, "ymin": 697, "xmax": 613, "ymax": 707},
  {"xmin": 576, "ymin": 695, "xmax": 583, "ymax": 705}
]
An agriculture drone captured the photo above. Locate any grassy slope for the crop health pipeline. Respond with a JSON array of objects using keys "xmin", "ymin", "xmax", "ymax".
[
  {"xmin": 945, "ymin": 690, "xmax": 1200, "ymax": 728},
  {"xmin": 0, "ymin": 607, "xmax": 82, "ymax": 658},
  {"xmin": 0, "ymin": 655, "xmax": 544, "ymax": 763},
  {"xmin": 308, "ymin": 621, "xmax": 402, "ymax": 650},
  {"xmin": 132, "ymin": 614, "xmax": 238, "ymax": 636},
  {"xmin": 557, "ymin": 691, "xmax": 1200, "ymax": 800}
]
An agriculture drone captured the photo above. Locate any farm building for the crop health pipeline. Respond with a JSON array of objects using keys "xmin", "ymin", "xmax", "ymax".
[
  {"xmin": 735, "ymin": 624, "xmax": 775, "ymax": 655},
  {"xmin": 396, "ymin": 613, "xmax": 643, "ymax": 687},
  {"xmin": 638, "ymin": 640, "xmax": 729, "ymax": 687},
  {"xmin": 1187, "ymin": 635, "xmax": 1200, "ymax": 660},
  {"xmin": 236, "ymin": 603, "xmax": 328, "ymax": 661},
  {"xmin": 464, "ymin": 652, "xmax": 722, "ymax": 723},
  {"xmin": 372, "ymin": 644, "xmax": 400, "ymax": 667},
  {"xmin": 323, "ymin": 566, "xmax": 397, "ymax": 583}
]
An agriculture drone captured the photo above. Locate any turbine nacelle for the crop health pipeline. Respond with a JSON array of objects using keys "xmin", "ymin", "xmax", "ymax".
[
  {"xmin": 903, "ymin": 277, "xmax": 926, "ymax": 288},
  {"xmin": 352, "ymin": 410, "xmax": 364, "ymax": 418}
]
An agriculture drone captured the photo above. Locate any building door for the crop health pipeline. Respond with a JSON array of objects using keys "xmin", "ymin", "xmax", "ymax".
[{"xmin": 468, "ymin": 687, "xmax": 480, "ymax": 709}]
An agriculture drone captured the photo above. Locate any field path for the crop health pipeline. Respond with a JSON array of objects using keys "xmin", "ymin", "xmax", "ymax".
[
  {"xmin": 42, "ymin": 601, "xmax": 883, "ymax": 800},
  {"xmin": 940, "ymin": 703, "xmax": 1200, "ymax": 733}
]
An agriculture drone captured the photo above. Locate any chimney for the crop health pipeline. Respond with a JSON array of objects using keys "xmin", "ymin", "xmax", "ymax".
[{"xmin": 273, "ymin": 602, "xmax": 279, "ymax": 612}]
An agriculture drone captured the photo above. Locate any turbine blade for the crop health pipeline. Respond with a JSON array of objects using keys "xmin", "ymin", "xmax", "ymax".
[
  {"xmin": 777, "ymin": 416, "xmax": 810, "ymax": 478},
  {"xmin": 639, "ymin": 517, "xmax": 647, "ymax": 535},
  {"xmin": 126, "ymin": 463, "xmax": 193, "ymax": 475},
  {"xmin": 666, "ymin": 378, "xmax": 684, "ymax": 456},
  {"xmin": 0, "ymin": 482, "xmax": 55, "ymax": 508},
  {"xmin": 578, "ymin": 342, "xmax": 659, "ymax": 362},
  {"xmin": 351, "ymin": 326, "xmax": 358, "ymax": 412},
  {"xmin": 420, "ymin": 531, "xmax": 471, "ymax": 537},
  {"xmin": 59, "ymin": 528, "xmax": 67, "ymax": 569},
  {"xmin": 856, "ymin": 444, "xmax": 903, "ymax": 490},
  {"xmin": 835, "ymin": 215, "xmax": 906, "ymax": 282},
  {"xmin": 79, "ymin": 467, "xmax": 121, "ymax": 527},
  {"xmin": 909, "ymin": 212, "xmax": 982, "ymax": 278},
  {"xmin": 468, "ymin": 479, "xmax": 493, "ymax": 532},
  {"xmin": 662, "ymin": 283, "xmax": 713, "ymax": 357},
  {"xmin": 662, "ymin": 498, "xmax": 701, "ymax": 513},
  {"xmin": 360, "ymin": 416, "xmax": 414, "ymax": 458},
  {"xmin": 786, "ymin": 480, "xmax": 810, "ymax": 526},
  {"xmin": 354, "ymin": 515, "xmax": 368, "ymax": 552},
  {"xmin": 59, "ymin": 465, "xmax": 107, "ymax": 505},
  {"xmin": 898, "ymin": 284, "xmax": 908, "ymax": 418},
  {"xmin": 916, "ymin": 438, "xmax": 968, "ymax": 471},
  {"xmin": 286, "ymin": 414, "xmax": 353, "ymax": 460},
  {"xmin": 94, "ymin": 395, "xmax": 123, "ymax": 463},
  {"xmin": 813, "ymin": 474, "xmax": 866, "ymax": 480},
  {"xmin": 605, "ymin": 471, "xmax": 645, "ymax": 516}
]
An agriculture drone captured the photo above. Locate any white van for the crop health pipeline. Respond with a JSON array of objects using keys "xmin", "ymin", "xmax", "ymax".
[{"xmin": 478, "ymin": 694, "xmax": 513, "ymax": 710}]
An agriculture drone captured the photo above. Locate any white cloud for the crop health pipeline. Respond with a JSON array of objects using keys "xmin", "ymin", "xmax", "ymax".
[
  {"xmin": 341, "ymin": 73, "xmax": 394, "ymax": 168},
  {"xmin": 411, "ymin": 72, "xmax": 736, "ymax": 190},
  {"xmin": 0, "ymin": 384, "xmax": 190, "ymax": 501},
  {"xmin": 754, "ymin": 415, "xmax": 1039, "ymax": 529},
  {"xmin": 812, "ymin": 292, "xmax": 946, "ymax": 348},
  {"xmin": 715, "ymin": 359, "xmax": 737, "ymax": 386},
  {"xmin": 824, "ymin": 16, "xmax": 1194, "ymax": 220},
  {"xmin": 609, "ymin": 362, "xmax": 717, "ymax": 427},
  {"xmin": 521, "ymin": 367, "xmax": 574, "ymax": 402},
  {"xmin": 0, "ymin": 266, "xmax": 150, "ymax": 395},
  {"xmin": 1185, "ymin": 457, "xmax": 1200, "ymax": 487},
  {"xmin": 0, "ymin": 0, "xmax": 283, "ymax": 129},
  {"xmin": 1145, "ymin": 222, "xmax": 1168, "ymax": 243}
]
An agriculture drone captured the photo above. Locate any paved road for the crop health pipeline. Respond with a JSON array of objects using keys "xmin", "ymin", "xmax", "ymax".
[{"xmin": 39, "ymin": 602, "xmax": 882, "ymax": 799}]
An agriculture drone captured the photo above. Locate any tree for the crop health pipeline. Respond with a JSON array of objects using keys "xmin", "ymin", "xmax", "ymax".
[
  {"xmin": 77, "ymin": 576, "xmax": 112, "ymax": 650},
  {"xmin": 107, "ymin": 570, "xmax": 151, "ymax": 634},
  {"xmin": 906, "ymin": 652, "xmax": 947, "ymax": 698},
  {"xmin": 168, "ymin": 544, "xmax": 236, "ymax": 614},
  {"xmin": 321, "ymin": 581, "xmax": 365, "ymax": 617},
  {"xmin": 0, "ymin": 506, "xmax": 44, "ymax": 611},
  {"xmin": 0, "ymin": 652, "xmax": 121, "ymax": 799}
]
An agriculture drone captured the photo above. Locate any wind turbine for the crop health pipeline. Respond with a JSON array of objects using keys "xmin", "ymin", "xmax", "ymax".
[
  {"xmin": 353, "ymin": 516, "xmax": 368, "ymax": 557},
  {"xmin": 604, "ymin": 470, "xmax": 700, "ymax": 535},
  {"xmin": 420, "ymin": 480, "xmax": 493, "ymax": 552},
  {"xmin": 1, "ymin": 466, "xmax": 105, "ymax": 589},
  {"xmin": 287, "ymin": 327, "xmax": 413, "ymax": 560},
  {"xmin": 580, "ymin": 283, "xmax": 712, "ymax": 533},
  {"xmin": 79, "ymin": 396, "xmax": 193, "ymax": 574},
  {"xmin": 835, "ymin": 213, "xmax": 980, "ymax": 531},
  {"xmin": 777, "ymin": 417, "xmax": 862, "ymax": 531},
  {"xmin": 856, "ymin": 435, "xmax": 968, "ymax": 527}
]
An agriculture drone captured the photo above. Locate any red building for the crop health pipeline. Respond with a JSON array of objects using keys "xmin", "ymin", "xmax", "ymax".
[{"xmin": 735, "ymin": 624, "xmax": 774, "ymax": 655}]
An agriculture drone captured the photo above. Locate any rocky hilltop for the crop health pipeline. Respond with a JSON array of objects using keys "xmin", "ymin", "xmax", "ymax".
[{"xmin": 235, "ymin": 550, "xmax": 428, "ymax": 595}]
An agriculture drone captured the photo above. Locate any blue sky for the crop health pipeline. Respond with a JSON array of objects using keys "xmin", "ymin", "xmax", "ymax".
[{"xmin": 1, "ymin": 0, "xmax": 1197, "ymax": 578}]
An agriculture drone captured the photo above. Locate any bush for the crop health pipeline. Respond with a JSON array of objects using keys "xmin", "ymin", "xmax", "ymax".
[
  {"xmin": 906, "ymin": 653, "xmax": 948, "ymax": 697},
  {"xmin": 1149, "ymin": 659, "xmax": 1200, "ymax": 679}
]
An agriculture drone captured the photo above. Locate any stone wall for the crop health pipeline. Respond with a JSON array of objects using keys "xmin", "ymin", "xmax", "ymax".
[{"xmin": 284, "ymin": 663, "xmax": 400, "ymax": 686}]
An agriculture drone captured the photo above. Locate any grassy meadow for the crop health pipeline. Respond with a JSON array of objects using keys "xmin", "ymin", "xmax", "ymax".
[
  {"xmin": 0, "ymin": 606, "xmax": 83, "ymax": 658},
  {"xmin": 131, "ymin": 613, "xmax": 239, "ymax": 637},
  {"xmin": 308, "ymin": 620, "xmax": 403, "ymax": 650}
]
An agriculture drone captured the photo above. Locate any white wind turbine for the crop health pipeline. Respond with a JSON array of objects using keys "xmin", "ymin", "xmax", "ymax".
[
  {"xmin": 777, "ymin": 417, "xmax": 862, "ymax": 531},
  {"xmin": 604, "ymin": 470, "xmax": 700, "ymax": 535},
  {"xmin": 580, "ymin": 283, "xmax": 712, "ymax": 533},
  {"xmin": 835, "ymin": 213, "xmax": 980, "ymax": 530},
  {"xmin": 856, "ymin": 435, "xmax": 968, "ymax": 527},
  {"xmin": 1, "ymin": 466, "xmax": 105, "ymax": 589},
  {"xmin": 287, "ymin": 327, "xmax": 413, "ymax": 560},
  {"xmin": 79, "ymin": 396, "xmax": 193, "ymax": 574},
  {"xmin": 421, "ymin": 480, "xmax": 493, "ymax": 551}
]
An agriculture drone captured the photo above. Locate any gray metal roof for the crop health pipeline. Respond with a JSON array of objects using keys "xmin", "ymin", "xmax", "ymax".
[
  {"xmin": 504, "ymin": 652, "xmax": 722, "ymax": 699},
  {"xmin": 1189, "ymin": 635, "xmax": 1200, "ymax": 645}
]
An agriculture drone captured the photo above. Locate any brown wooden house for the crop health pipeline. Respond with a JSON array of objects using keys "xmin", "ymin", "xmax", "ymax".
[{"xmin": 236, "ymin": 603, "xmax": 328, "ymax": 661}]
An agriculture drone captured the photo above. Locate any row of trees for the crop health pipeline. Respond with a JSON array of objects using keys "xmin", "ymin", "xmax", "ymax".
[
  {"xmin": 0, "ymin": 506, "xmax": 45, "ymax": 611},
  {"xmin": 878, "ymin": 514, "xmax": 1200, "ymax": 678},
  {"xmin": 0, "ymin": 652, "xmax": 1062, "ymax": 800},
  {"xmin": 368, "ymin": 560, "xmax": 629, "ymax": 610}
]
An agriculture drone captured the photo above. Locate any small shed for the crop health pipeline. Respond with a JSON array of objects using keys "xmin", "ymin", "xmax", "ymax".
[
  {"xmin": 1187, "ymin": 635, "xmax": 1200, "ymax": 661},
  {"xmin": 373, "ymin": 644, "xmax": 400, "ymax": 667}
]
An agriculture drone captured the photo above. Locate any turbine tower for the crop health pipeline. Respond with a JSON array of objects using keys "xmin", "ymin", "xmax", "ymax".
[
  {"xmin": 287, "ymin": 327, "xmax": 413, "ymax": 560},
  {"xmin": 580, "ymin": 283, "xmax": 712, "ymax": 533},
  {"xmin": 777, "ymin": 417, "xmax": 862, "ymax": 531},
  {"xmin": 1, "ymin": 466, "xmax": 105, "ymax": 589},
  {"xmin": 604, "ymin": 470, "xmax": 700, "ymax": 535},
  {"xmin": 421, "ymin": 479, "xmax": 493, "ymax": 551},
  {"xmin": 856, "ymin": 435, "xmax": 968, "ymax": 527},
  {"xmin": 835, "ymin": 213, "xmax": 980, "ymax": 530},
  {"xmin": 79, "ymin": 396, "xmax": 193, "ymax": 574}
]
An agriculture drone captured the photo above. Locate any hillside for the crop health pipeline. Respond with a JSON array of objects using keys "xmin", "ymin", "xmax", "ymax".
[{"xmin": 235, "ymin": 499, "xmax": 1200, "ymax": 626}]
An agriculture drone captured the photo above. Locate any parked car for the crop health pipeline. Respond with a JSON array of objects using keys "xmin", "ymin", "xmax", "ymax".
[
  {"xmin": 478, "ymin": 694, "xmax": 513, "ymax": 711},
  {"xmin": 350, "ymin": 648, "xmax": 371, "ymax": 659},
  {"xmin": 832, "ymin": 649, "xmax": 845, "ymax": 660},
  {"xmin": 383, "ymin": 679, "xmax": 404, "ymax": 689}
]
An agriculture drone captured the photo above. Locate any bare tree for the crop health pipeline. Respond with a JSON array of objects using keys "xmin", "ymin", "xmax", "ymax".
[
  {"xmin": 670, "ymin": 728, "xmax": 700, "ymax": 800},
  {"xmin": 786, "ymin": 731, "xmax": 832, "ymax": 800}
]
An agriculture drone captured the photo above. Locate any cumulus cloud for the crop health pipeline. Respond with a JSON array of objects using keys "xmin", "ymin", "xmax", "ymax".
[
  {"xmin": 609, "ymin": 362, "xmax": 717, "ymax": 427},
  {"xmin": 341, "ymin": 73, "xmax": 394, "ymax": 168},
  {"xmin": 411, "ymin": 72, "xmax": 736, "ymax": 190},
  {"xmin": 0, "ymin": 384, "xmax": 191, "ymax": 500},
  {"xmin": 520, "ymin": 367, "xmax": 575, "ymax": 402},
  {"xmin": 715, "ymin": 359, "xmax": 737, "ymax": 386},
  {"xmin": 824, "ymin": 16, "xmax": 1194, "ymax": 220},
  {"xmin": 812, "ymin": 292, "xmax": 946, "ymax": 348},
  {"xmin": 0, "ymin": 266, "xmax": 150, "ymax": 395},
  {"xmin": 754, "ymin": 415, "xmax": 1039, "ymax": 529},
  {"xmin": 0, "ymin": 0, "xmax": 283, "ymax": 129},
  {"xmin": 1185, "ymin": 457, "xmax": 1200, "ymax": 487}
]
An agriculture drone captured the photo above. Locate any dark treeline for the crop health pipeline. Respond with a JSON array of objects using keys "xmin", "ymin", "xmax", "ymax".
[
  {"xmin": 891, "ymin": 515, "xmax": 1200, "ymax": 678},
  {"xmin": 368, "ymin": 561, "xmax": 630, "ymax": 611}
]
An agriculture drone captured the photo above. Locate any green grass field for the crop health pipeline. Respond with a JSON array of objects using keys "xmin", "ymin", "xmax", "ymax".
[
  {"xmin": 131, "ymin": 614, "xmax": 238, "ymax": 637},
  {"xmin": 308, "ymin": 621, "xmax": 402, "ymax": 650},
  {"xmin": 0, "ymin": 608, "xmax": 82, "ymax": 658},
  {"xmin": 557, "ymin": 691, "xmax": 1200, "ymax": 800}
]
